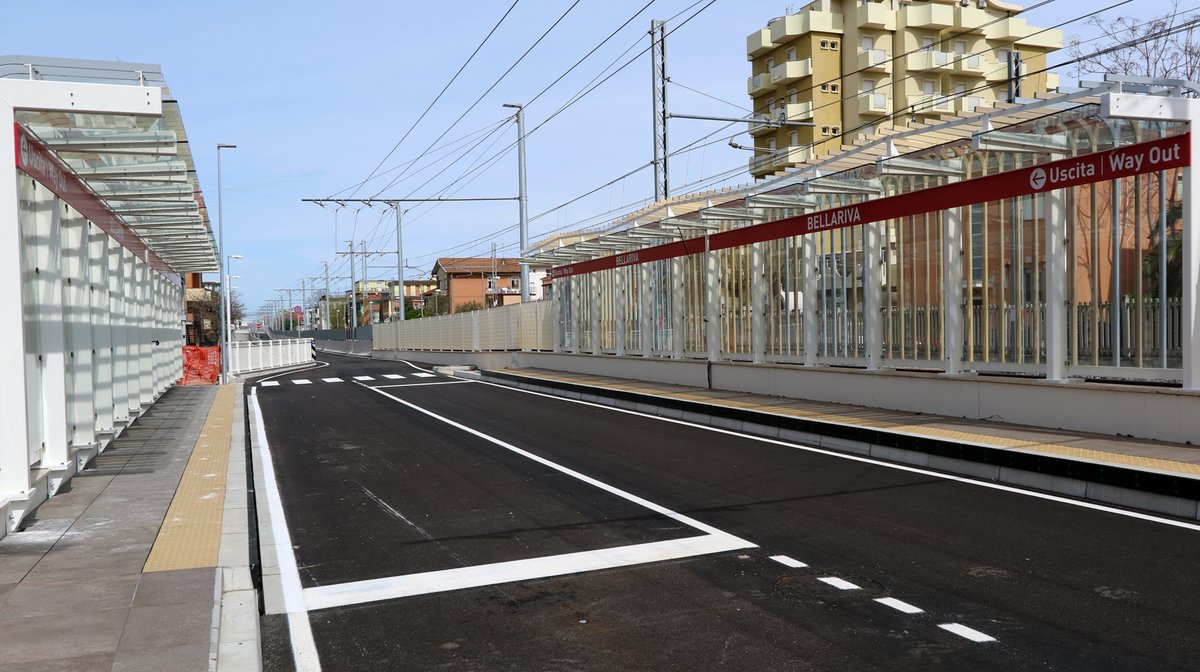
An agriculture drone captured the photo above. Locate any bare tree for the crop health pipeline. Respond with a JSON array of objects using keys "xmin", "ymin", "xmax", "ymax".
[
  {"xmin": 229, "ymin": 289, "xmax": 246, "ymax": 327},
  {"xmin": 1068, "ymin": 0, "xmax": 1200, "ymax": 81}
]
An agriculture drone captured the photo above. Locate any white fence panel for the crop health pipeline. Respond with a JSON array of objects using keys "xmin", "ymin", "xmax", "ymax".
[{"xmin": 228, "ymin": 338, "xmax": 314, "ymax": 375}]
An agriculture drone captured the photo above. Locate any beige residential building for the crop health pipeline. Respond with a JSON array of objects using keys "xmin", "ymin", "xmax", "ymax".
[{"xmin": 746, "ymin": 0, "xmax": 1062, "ymax": 178}]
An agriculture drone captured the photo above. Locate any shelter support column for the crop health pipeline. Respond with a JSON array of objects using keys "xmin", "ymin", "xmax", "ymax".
[
  {"xmin": 751, "ymin": 242, "xmax": 766, "ymax": 364},
  {"xmin": 942, "ymin": 182, "xmax": 965, "ymax": 375},
  {"xmin": 614, "ymin": 268, "xmax": 626, "ymax": 357},
  {"xmin": 704, "ymin": 247, "xmax": 720, "ymax": 362},
  {"xmin": 639, "ymin": 264, "xmax": 653, "ymax": 357},
  {"xmin": 25, "ymin": 174, "xmax": 69, "ymax": 471},
  {"xmin": 1184, "ymin": 130, "xmax": 1199, "ymax": 389},
  {"xmin": 1044, "ymin": 186, "xmax": 1067, "ymax": 381},
  {"xmin": 590, "ymin": 273, "xmax": 601, "ymax": 356},
  {"xmin": 551, "ymin": 280, "xmax": 562, "ymax": 352},
  {"xmin": 863, "ymin": 222, "xmax": 883, "ymax": 370},
  {"xmin": 110, "ymin": 246, "xmax": 130, "ymax": 425},
  {"xmin": 671, "ymin": 257, "xmax": 685, "ymax": 359},
  {"xmin": 90, "ymin": 229, "xmax": 114, "ymax": 437},
  {"xmin": 62, "ymin": 205, "xmax": 96, "ymax": 453},
  {"xmin": 0, "ymin": 105, "xmax": 33, "ymax": 497},
  {"xmin": 802, "ymin": 233, "xmax": 818, "ymax": 367}
]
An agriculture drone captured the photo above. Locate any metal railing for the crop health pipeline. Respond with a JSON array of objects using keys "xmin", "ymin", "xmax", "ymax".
[{"xmin": 229, "ymin": 338, "xmax": 314, "ymax": 374}]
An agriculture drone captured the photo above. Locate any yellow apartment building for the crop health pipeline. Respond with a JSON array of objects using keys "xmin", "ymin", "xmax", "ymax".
[{"xmin": 746, "ymin": 0, "xmax": 1062, "ymax": 178}]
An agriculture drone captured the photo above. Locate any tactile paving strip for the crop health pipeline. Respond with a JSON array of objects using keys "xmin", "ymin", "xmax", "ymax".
[{"xmin": 143, "ymin": 384, "xmax": 235, "ymax": 572}]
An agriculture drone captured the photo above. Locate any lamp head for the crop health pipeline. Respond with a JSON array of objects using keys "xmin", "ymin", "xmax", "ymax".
[{"xmin": 217, "ymin": 143, "xmax": 237, "ymax": 149}]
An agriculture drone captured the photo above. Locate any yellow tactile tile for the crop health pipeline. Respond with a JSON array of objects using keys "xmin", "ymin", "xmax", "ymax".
[{"xmin": 144, "ymin": 384, "xmax": 236, "ymax": 572}]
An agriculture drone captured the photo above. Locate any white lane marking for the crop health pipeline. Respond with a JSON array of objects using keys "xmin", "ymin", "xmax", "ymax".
[
  {"xmin": 382, "ymin": 374, "xmax": 405, "ymax": 380},
  {"xmin": 769, "ymin": 555, "xmax": 808, "ymax": 569},
  {"xmin": 250, "ymin": 389, "xmax": 321, "ymax": 671},
  {"xmin": 939, "ymin": 623, "xmax": 997, "ymax": 643},
  {"xmin": 353, "ymin": 376, "xmax": 375, "ymax": 381},
  {"xmin": 476, "ymin": 380, "xmax": 1200, "ymax": 533},
  {"xmin": 321, "ymin": 377, "xmax": 344, "ymax": 383},
  {"xmin": 260, "ymin": 381, "xmax": 280, "ymax": 387},
  {"xmin": 305, "ymin": 533, "xmax": 750, "ymax": 611},
  {"xmin": 251, "ymin": 360, "xmax": 329, "ymax": 383},
  {"xmin": 291, "ymin": 379, "xmax": 312, "ymax": 385},
  {"xmin": 411, "ymin": 372, "xmax": 436, "ymax": 378},
  {"xmin": 370, "ymin": 381, "xmax": 472, "ymax": 389},
  {"xmin": 818, "ymin": 577, "xmax": 861, "ymax": 591},
  {"xmin": 875, "ymin": 597, "xmax": 924, "ymax": 614},
  {"xmin": 359, "ymin": 382, "xmax": 753, "ymax": 541}
]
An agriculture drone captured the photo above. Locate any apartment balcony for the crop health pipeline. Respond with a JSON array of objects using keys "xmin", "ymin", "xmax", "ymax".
[
  {"xmin": 858, "ymin": 48, "xmax": 891, "ymax": 73},
  {"xmin": 771, "ymin": 58, "xmax": 813, "ymax": 85},
  {"xmin": 907, "ymin": 93, "xmax": 955, "ymax": 115},
  {"xmin": 1045, "ymin": 72, "xmax": 1060, "ymax": 90},
  {"xmin": 955, "ymin": 96, "xmax": 986, "ymax": 114},
  {"xmin": 905, "ymin": 50, "xmax": 953, "ymax": 72},
  {"xmin": 768, "ymin": 10, "xmax": 844, "ymax": 44},
  {"xmin": 747, "ymin": 28, "xmax": 775, "ymax": 59},
  {"xmin": 902, "ymin": 2, "xmax": 953, "ymax": 30},
  {"xmin": 954, "ymin": 53, "xmax": 989, "ymax": 76},
  {"xmin": 984, "ymin": 17, "xmax": 1064, "ymax": 49},
  {"xmin": 858, "ymin": 92, "xmax": 890, "ymax": 117},
  {"xmin": 954, "ymin": 6, "xmax": 990, "ymax": 33},
  {"xmin": 781, "ymin": 101, "xmax": 814, "ymax": 122},
  {"xmin": 749, "ymin": 152, "xmax": 776, "ymax": 176},
  {"xmin": 775, "ymin": 145, "xmax": 813, "ymax": 168},
  {"xmin": 747, "ymin": 72, "xmax": 774, "ymax": 96},
  {"xmin": 856, "ymin": 1, "xmax": 895, "ymax": 30}
]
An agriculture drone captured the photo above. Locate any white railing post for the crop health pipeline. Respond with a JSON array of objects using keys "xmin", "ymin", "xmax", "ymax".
[
  {"xmin": 671, "ymin": 257, "xmax": 685, "ymax": 359},
  {"xmin": 640, "ymin": 264, "xmax": 653, "ymax": 357},
  {"xmin": 751, "ymin": 242, "xmax": 767, "ymax": 364},
  {"xmin": 705, "ymin": 246, "xmax": 721, "ymax": 362},
  {"xmin": 802, "ymin": 233, "xmax": 818, "ymax": 366},
  {"xmin": 615, "ymin": 268, "xmax": 627, "ymax": 357},
  {"xmin": 863, "ymin": 221, "xmax": 883, "ymax": 371},
  {"xmin": 943, "ymin": 181, "xmax": 964, "ymax": 375},
  {"xmin": 1045, "ymin": 186, "xmax": 1067, "ymax": 381}
]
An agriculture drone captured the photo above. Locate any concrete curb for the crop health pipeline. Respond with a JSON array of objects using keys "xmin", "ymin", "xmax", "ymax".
[
  {"xmin": 214, "ymin": 381, "xmax": 263, "ymax": 671},
  {"xmin": 481, "ymin": 370, "xmax": 1200, "ymax": 522}
]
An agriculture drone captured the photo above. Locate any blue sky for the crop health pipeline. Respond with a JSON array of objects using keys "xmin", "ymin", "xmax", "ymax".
[{"xmin": 0, "ymin": 0, "xmax": 1160, "ymax": 316}]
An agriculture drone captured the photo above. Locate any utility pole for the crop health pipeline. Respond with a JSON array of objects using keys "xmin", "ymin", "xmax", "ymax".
[
  {"xmin": 300, "ymin": 279, "xmax": 307, "ymax": 334},
  {"xmin": 394, "ymin": 207, "xmax": 405, "ymax": 322},
  {"xmin": 650, "ymin": 19, "xmax": 668, "ymax": 202},
  {"xmin": 491, "ymin": 242, "xmax": 498, "ymax": 308},
  {"xmin": 503, "ymin": 103, "xmax": 530, "ymax": 302},
  {"xmin": 1007, "ymin": 50, "xmax": 1023, "ymax": 103},
  {"xmin": 323, "ymin": 261, "xmax": 332, "ymax": 330},
  {"xmin": 346, "ymin": 241, "xmax": 357, "ymax": 337}
]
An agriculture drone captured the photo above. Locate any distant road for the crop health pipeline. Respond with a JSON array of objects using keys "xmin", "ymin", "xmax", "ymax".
[{"xmin": 254, "ymin": 353, "xmax": 1200, "ymax": 672}]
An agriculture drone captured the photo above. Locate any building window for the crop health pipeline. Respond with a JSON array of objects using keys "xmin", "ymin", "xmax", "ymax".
[
  {"xmin": 820, "ymin": 39, "xmax": 829, "ymax": 50},
  {"xmin": 789, "ymin": 130, "xmax": 799, "ymax": 145},
  {"xmin": 832, "ymin": 126, "xmax": 840, "ymax": 135},
  {"xmin": 830, "ymin": 83, "xmax": 840, "ymax": 93},
  {"xmin": 820, "ymin": 82, "xmax": 829, "ymax": 92},
  {"xmin": 787, "ymin": 47, "xmax": 797, "ymax": 62},
  {"xmin": 767, "ymin": 138, "xmax": 776, "ymax": 151},
  {"xmin": 510, "ymin": 278, "xmax": 520, "ymax": 289},
  {"xmin": 862, "ymin": 79, "xmax": 875, "ymax": 93},
  {"xmin": 766, "ymin": 56, "xmax": 775, "ymax": 69},
  {"xmin": 821, "ymin": 126, "xmax": 831, "ymax": 136},
  {"xmin": 788, "ymin": 89, "xmax": 798, "ymax": 103},
  {"xmin": 923, "ymin": 79, "xmax": 936, "ymax": 95},
  {"xmin": 830, "ymin": 40, "xmax": 839, "ymax": 51},
  {"xmin": 862, "ymin": 36, "xmax": 873, "ymax": 52},
  {"xmin": 954, "ymin": 40, "xmax": 967, "ymax": 56},
  {"xmin": 922, "ymin": 36, "xmax": 934, "ymax": 51}
]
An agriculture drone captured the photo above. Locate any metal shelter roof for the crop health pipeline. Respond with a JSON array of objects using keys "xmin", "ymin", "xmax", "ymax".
[{"xmin": 1, "ymin": 56, "xmax": 218, "ymax": 273}]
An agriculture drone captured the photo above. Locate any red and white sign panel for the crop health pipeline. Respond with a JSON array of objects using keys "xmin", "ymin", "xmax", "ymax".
[
  {"xmin": 550, "ymin": 133, "xmax": 1190, "ymax": 279},
  {"xmin": 14, "ymin": 123, "xmax": 181, "ymax": 284}
]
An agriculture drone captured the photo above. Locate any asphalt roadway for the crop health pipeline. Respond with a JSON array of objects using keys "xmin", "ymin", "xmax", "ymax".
[{"xmin": 253, "ymin": 353, "xmax": 1200, "ymax": 671}]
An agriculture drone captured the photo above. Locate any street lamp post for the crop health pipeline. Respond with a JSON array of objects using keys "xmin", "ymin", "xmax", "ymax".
[
  {"xmin": 224, "ymin": 254, "xmax": 242, "ymax": 378},
  {"xmin": 503, "ymin": 103, "xmax": 530, "ymax": 302},
  {"xmin": 216, "ymin": 143, "xmax": 236, "ymax": 384}
]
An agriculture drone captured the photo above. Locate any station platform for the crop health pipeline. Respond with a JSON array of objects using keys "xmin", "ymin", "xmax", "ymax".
[{"xmin": 0, "ymin": 383, "xmax": 257, "ymax": 671}]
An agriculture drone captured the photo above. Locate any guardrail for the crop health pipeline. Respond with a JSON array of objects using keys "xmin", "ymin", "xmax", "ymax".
[{"xmin": 229, "ymin": 338, "xmax": 314, "ymax": 375}]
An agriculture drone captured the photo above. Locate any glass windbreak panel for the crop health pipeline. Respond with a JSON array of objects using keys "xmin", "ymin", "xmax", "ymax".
[
  {"xmin": 681, "ymin": 254, "xmax": 705, "ymax": 353},
  {"xmin": 598, "ymin": 268, "xmax": 616, "ymax": 352},
  {"xmin": 1068, "ymin": 168, "xmax": 1184, "ymax": 370},
  {"xmin": 766, "ymin": 235, "xmax": 806, "ymax": 359},
  {"xmin": 623, "ymin": 266, "xmax": 641, "ymax": 352},
  {"xmin": 720, "ymin": 243, "xmax": 752, "ymax": 356},
  {"xmin": 650, "ymin": 259, "xmax": 673, "ymax": 353}
]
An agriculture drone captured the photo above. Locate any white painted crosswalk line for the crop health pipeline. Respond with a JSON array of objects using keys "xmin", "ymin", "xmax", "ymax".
[
  {"xmin": 260, "ymin": 381, "xmax": 280, "ymax": 387},
  {"xmin": 411, "ymin": 372, "xmax": 435, "ymax": 378},
  {"xmin": 382, "ymin": 374, "xmax": 404, "ymax": 380},
  {"xmin": 322, "ymin": 378, "xmax": 344, "ymax": 383},
  {"xmin": 939, "ymin": 623, "xmax": 996, "ymax": 643},
  {"xmin": 818, "ymin": 577, "xmax": 861, "ymax": 591},
  {"xmin": 769, "ymin": 555, "xmax": 808, "ymax": 569},
  {"xmin": 292, "ymin": 379, "xmax": 312, "ymax": 385},
  {"xmin": 353, "ymin": 376, "xmax": 375, "ymax": 381}
]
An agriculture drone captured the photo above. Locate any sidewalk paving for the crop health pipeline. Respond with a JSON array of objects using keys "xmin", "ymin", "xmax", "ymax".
[{"xmin": 0, "ymin": 383, "xmax": 255, "ymax": 672}]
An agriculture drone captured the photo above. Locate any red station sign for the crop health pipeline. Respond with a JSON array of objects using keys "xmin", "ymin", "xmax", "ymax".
[
  {"xmin": 550, "ymin": 133, "xmax": 1190, "ymax": 280},
  {"xmin": 13, "ymin": 123, "xmax": 181, "ymax": 284}
]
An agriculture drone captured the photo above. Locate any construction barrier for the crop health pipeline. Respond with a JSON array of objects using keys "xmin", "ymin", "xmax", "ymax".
[{"xmin": 181, "ymin": 346, "xmax": 221, "ymax": 385}]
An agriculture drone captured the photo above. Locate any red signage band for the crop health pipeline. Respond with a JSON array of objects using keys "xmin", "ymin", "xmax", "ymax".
[
  {"xmin": 14, "ymin": 123, "xmax": 181, "ymax": 285},
  {"xmin": 549, "ymin": 132, "xmax": 1190, "ymax": 280}
]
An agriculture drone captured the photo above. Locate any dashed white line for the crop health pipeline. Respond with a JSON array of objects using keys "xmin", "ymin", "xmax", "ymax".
[
  {"xmin": 371, "ymin": 381, "xmax": 472, "ymax": 389},
  {"xmin": 875, "ymin": 597, "xmax": 924, "ymax": 614},
  {"xmin": 818, "ymin": 577, "xmax": 861, "ymax": 591},
  {"xmin": 769, "ymin": 555, "xmax": 808, "ymax": 569},
  {"xmin": 291, "ymin": 379, "xmax": 312, "ymax": 385},
  {"xmin": 382, "ymin": 374, "xmax": 404, "ymax": 380},
  {"xmin": 353, "ymin": 376, "xmax": 375, "ymax": 381},
  {"xmin": 411, "ymin": 372, "xmax": 436, "ymax": 378},
  {"xmin": 260, "ymin": 381, "xmax": 280, "ymax": 387},
  {"xmin": 322, "ymin": 377, "xmax": 344, "ymax": 383},
  {"xmin": 939, "ymin": 623, "xmax": 997, "ymax": 643}
]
